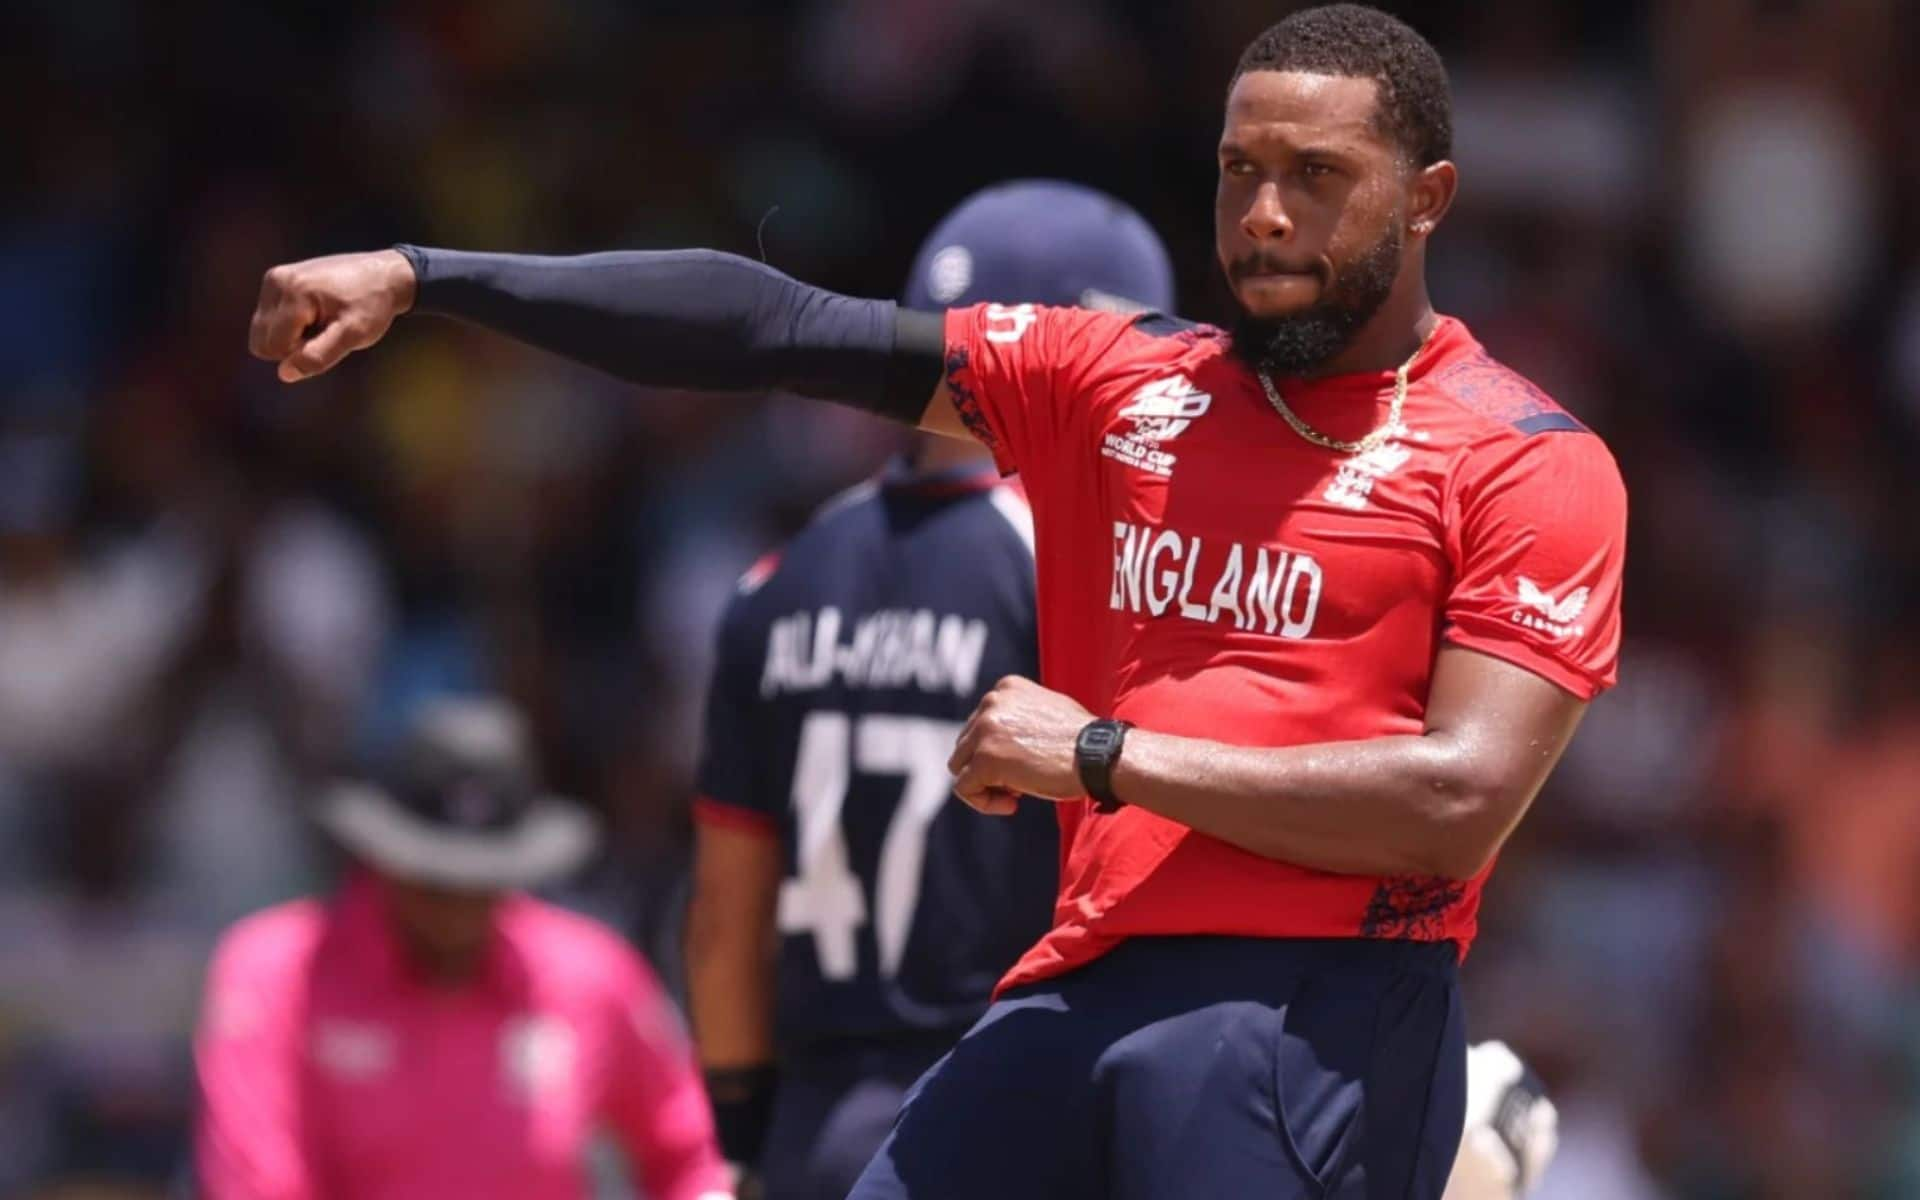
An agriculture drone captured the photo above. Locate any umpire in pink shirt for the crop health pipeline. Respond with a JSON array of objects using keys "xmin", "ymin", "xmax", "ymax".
[{"xmin": 194, "ymin": 698, "xmax": 734, "ymax": 1200}]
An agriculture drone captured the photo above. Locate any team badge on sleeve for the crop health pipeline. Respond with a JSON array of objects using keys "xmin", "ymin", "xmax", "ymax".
[{"xmin": 1512, "ymin": 576, "xmax": 1590, "ymax": 640}]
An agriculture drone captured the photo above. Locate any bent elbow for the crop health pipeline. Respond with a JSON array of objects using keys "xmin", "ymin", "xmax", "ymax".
[{"xmin": 1417, "ymin": 774, "xmax": 1520, "ymax": 881}]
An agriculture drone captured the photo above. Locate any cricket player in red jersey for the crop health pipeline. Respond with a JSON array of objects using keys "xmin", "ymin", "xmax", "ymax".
[{"xmin": 245, "ymin": 6, "xmax": 1625, "ymax": 1195}]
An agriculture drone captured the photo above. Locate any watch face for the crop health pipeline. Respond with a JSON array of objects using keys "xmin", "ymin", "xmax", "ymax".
[{"xmin": 1081, "ymin": 726, "xmax": 1120, "ymax": 753}]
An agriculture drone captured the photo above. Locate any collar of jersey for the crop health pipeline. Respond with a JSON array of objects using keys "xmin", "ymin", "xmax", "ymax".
[{"xmin": 879, "ymin": 454, "xmax": 1002, "ymax": 496}]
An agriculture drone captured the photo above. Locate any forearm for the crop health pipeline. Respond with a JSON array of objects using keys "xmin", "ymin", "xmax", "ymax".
[
  {"xmin": 683, "ymin": 886, "xmax": 780, "ymax": 1169},
  {"xmin": 396, "ymin": 245, "xmax": 941, "ymax": 418},
  {"xmin": 683, "ymin": 894, "xmax": 776, "ymax": 1068},
  {"xmin": 1112, "ymin": 729, "xmax": 1521, "ymax": 880}
]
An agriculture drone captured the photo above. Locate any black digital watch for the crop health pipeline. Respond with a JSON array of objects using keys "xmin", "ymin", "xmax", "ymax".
[{"xmin": 1075, "ymin": 718, "xmax": 1132, "ymax": 812}]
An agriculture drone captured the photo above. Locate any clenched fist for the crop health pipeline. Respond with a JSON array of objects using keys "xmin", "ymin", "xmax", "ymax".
[
  {"xmin": 947, "ymin": 676, "xmax": 1094, "ymax": 815},
  {"xmin": 248, "ymin": 250, "xmax": 418, "ymax": 382}
]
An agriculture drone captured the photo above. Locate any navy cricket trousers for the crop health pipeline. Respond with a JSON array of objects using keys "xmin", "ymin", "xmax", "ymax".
[
  {"xmin": 760, "ymin": 1034, "xmax": 955, "ymax": 1200},
  {"xmin": 846, "ymin": 937, "xmax": 1467, "ymax": 1200}
]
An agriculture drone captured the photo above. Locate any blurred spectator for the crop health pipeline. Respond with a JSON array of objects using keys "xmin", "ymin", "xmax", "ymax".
[{"xmin": 0, "ymin": 429, "xmax": 206, "ymax": 778}]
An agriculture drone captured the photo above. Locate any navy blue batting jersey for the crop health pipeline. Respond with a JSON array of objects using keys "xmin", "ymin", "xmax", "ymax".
[{"xmin": 694, "ymin": 458, "xmax": 1057, "ymax": 1049}]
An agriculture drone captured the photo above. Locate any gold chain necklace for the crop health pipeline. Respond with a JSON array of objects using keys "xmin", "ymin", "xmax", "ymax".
[{"xmin": 1257, "ymin": 325, "xmax": 1434, "ymax": 455}]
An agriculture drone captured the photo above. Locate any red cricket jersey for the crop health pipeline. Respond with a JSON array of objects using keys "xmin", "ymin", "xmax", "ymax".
[{"xmin": 942, "ymin": 304, "xmax": 1627, "ymax": 992}]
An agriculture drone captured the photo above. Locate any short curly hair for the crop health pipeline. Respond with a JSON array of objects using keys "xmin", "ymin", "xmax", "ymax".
[{"xmin": 1233, "ymin": 4, "xmax": 1452, "ymax": 168}]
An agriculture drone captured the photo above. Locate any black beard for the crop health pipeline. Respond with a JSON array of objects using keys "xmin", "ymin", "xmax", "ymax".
[{"xmin": 1229, "ymin": 223, "xmax": 1404, "ymax": 375}]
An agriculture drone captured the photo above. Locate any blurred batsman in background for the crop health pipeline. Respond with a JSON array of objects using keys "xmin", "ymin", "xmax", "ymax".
[
  {"xmin": 246, "ymin": 5, "xmax": 1624, "ymax": 1195},
  {"xmin": 193, "ymin": 698, "xmax": 734, "ymax": 1200},
  {"xmin": 683, "ymin": 180, "xmax": 1173, "ymax": 1200}
]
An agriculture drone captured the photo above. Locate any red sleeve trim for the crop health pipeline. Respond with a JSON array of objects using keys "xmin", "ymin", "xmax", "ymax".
[
  {"xmin": 944, "ymin": 345, "xmax": 1021, "ymax": 472},
  {"xmin": 691, "ymin": 796, "xmax": 780, "ymax": 838},
  {"xmin": 936, "ymin": 311, "xmax": 1029, "ymax": 480},
  {"xmin": 1442, "ymin": 626, "xmax": 1612, "ymax": 701}
]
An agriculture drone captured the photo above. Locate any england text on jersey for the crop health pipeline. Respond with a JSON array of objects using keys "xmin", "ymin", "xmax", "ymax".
[{"xmin": 1108, "ymin": 521, "xmax": 1323, "ymax": 639}]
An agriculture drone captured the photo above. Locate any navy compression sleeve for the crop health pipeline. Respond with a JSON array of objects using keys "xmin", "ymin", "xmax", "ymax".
[{"xmin": 393, "ymin": 246, "xmax": 945, "ymax": 424}]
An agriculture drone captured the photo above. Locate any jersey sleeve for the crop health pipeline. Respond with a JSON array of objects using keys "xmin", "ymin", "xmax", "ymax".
[
  {"xmin": 941, "ymin": 304, "xmax": 1138, "ymax": 475},
  {"xmin": 692, "ymin": 585, "xmax": 779, "ymax": 835},
  {"xmin": 194, "ymin": 925, "xmax": 315, "ymax": 1200},
  {"xmin": 1441, "ymin": 430, "xmax": 1627, "ymax": 700},
  {"xmin": 600, "ymin": 948, "xmax": 735, "ymax": 1200}
]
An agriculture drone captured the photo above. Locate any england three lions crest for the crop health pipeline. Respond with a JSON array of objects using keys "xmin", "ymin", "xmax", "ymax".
[{"xmin": 1324, "ymin": 422, "xmax": 1418, "ymax": 511}]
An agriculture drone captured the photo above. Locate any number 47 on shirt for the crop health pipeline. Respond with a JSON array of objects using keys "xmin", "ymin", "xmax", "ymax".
[{"xmin": 779, "ymin": 711, "xmax": 961, "ymax": 982}]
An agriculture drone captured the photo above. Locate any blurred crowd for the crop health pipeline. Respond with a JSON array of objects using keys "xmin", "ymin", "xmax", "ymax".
[{"xmin": 4, "ymin": 0, "xmax": 1920, "ymax": 1196}]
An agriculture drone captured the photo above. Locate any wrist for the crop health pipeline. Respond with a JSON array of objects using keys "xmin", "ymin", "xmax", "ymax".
[
  {"xmin": 703, "ymin": 1062, "xmax": 779, "ymax": 1166},
  {"xmin": 386, "ymin": 245, "xmax": 424, "ymax": 314},
  {"xmin": 1075, "ymin": 718, "xmax": 1132, "ymax": 812}
]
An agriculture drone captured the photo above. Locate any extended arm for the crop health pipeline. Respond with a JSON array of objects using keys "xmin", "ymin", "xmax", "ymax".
[
  {"xmin": 247, "ymin": 247, "xmax": 970, "ymax": 435},
  {"xmin": 947, "ymin": 646, "xmax": 1587, "ymax": 881}
]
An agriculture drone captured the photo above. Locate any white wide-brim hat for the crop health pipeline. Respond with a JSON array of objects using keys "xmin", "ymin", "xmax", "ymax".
[{"xmin": 313, "ymin": 697, "xmax": 599, "ymax": 891}]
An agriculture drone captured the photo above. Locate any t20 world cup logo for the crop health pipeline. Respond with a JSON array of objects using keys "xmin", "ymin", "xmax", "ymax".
[{"xmin": 1116, "ymin": 376, "xmax": 1212, "ymax": 443}]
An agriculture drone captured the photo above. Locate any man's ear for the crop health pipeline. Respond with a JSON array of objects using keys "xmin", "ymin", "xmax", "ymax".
[{"xmin": 1407, "ymin": 159, "xmax": 1458, "ymax": 239}]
